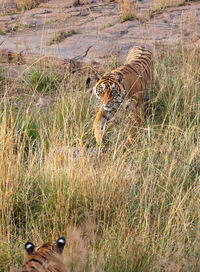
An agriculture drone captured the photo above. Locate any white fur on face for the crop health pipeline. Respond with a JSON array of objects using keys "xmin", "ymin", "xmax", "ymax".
[
  {"xmin": 110, "ymin": 83, "xmax": 115, "ymax": 90},
  {"xmin": 94, "ymin": 87, "xmax": 100, "ymax": 98}
]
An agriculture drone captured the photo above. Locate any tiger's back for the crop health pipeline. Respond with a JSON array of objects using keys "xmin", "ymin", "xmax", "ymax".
[{"xmin": 22, "ymin": 237, "xmax": 68, "ymax": 272}]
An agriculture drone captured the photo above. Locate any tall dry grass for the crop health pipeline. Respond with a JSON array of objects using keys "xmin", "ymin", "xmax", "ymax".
[
  {"xmin": 1, "ymin": 0, "xmax": 47, "ymax": 12},
  {"xmin": 0, "ymin": 46, "xmax": 200, "ymax": 271},
  {"xmin": 118, "ymin": 0, "xmax": 139, "ymax": 22}
]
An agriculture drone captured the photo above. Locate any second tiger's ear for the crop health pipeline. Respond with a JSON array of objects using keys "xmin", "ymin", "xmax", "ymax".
[
  {"xmin": 86, "ymin": 77, "xmax": 91, "ymax": 89},
  {"xmin": 25, "ymin": 242, "xmax": 35, "ymax": 255},
  {"xmin": 56, "ymin": 237, "xmax": 66, "ymax": 254},
  {"xmin": 86, "ymin": 73, "xmax": 100, "ymax": 86},
  {"xmin": 94, "ymin": 73, "xmax": 101, "ymax": 82},
  {"xmin": 116, "ymin": 73, "xmax": 123, "ymax": 83}
]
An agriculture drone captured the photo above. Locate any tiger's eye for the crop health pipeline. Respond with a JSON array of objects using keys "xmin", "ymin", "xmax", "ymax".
[{"xmin": 100, "ymin": 86, "xmax": 104, "ymax": 93}]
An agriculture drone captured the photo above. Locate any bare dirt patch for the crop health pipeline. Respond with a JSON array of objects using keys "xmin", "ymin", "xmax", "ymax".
[{"xmin": 0, "ymin": 0, "xmax": 199, "ymax": 67}]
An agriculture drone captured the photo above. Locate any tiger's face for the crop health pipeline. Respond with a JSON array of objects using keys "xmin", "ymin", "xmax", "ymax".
[{"xmin": 94, "ymin": 79, "xmax": 125, "ymax": 112}]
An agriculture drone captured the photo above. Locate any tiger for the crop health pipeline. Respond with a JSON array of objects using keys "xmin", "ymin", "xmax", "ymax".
[
  {"xmin": 93, "ymin": 46, "xmax": 153, "ymax": 145},
  {"xmin": 22, "ymin": 237, "xmax": 68, "ymax": 272}
]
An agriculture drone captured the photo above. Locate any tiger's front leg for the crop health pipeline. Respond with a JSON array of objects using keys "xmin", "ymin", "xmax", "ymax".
[
  {"xmin": 126, "ymin": 98, "xmax": 145, "ymax": 144},
  {"xmin": 94, "ymin": 106, "xmax": 114, "ymax": 145}
]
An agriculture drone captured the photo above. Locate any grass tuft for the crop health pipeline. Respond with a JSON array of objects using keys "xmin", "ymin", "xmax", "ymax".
[
  {"xmin": 119, "ymin": 0, "xmax": 139, "ymax": 23},
  {"xmin": 120, "ymin": 13, "xmax": 139, "ymax": 23},
  {"xmin": 48, "ymin": 30, "xmax": 80, "ymax": 46},
  {"xmin": 24, "ymin": 65, "xmax": 63, "ymax": 93},
  {"xmin": 101, "ymin": 23, "xmax": 114, "ymax": 30}
]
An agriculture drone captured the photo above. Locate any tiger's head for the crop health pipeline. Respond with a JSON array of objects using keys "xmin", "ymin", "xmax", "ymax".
[
  {"xmin": 22, "ymin": 237, "xmax": 66, "ymax": 272},
  {"xmin": 93, "ymin": 73, "xmax": 125, "ymax": 112},
  {"xmin": 25, "ymin": 237, "xmax": 66, "ymax": 256}
]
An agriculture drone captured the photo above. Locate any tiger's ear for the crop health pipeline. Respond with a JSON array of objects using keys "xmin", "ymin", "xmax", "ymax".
[
  {"xmin": 25, "ymin": 242, "xmax": 35, "ymax": 254},
  {"xmin": 56, "ymin": 237, "xmax": 66, "ymax": 254},
  {"xmin": 94, "ymin": 73, "xmax": 101, "ymax": 82},
  {"xmin": 86, "ymin": 73, "xmax": 100, "ymax": 86},
  {"xmin": 86, "ymin": 77, "xmax": 91, "ymax": 89},
  {"xmin": 86, "ymin": 74, "xmax": 100, "ymax": 93},
  {"xmin": 85, "ymin": 77, "xmax": 92, "ymax": 93},
  {"xmin": 116, "ymin": 73, "xmax": 123, "ymax": 83}
]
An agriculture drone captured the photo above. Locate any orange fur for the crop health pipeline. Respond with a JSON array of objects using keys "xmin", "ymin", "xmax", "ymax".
[
  {"xmin": 94, "ymin": 106, "xmax": 105, "ymax": 146},
  {"xmin": 93, "ymin": 46, "xmax": 153, "ymax": 145},
  {"xmin": 22, "ymin": 238, "xmax": 67, "ymax": 272}
]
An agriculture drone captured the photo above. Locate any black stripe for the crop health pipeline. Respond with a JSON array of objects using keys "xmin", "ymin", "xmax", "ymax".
[
  {"xmin": 139, "ymin": 48, "xmax": 152, "ymax": 54},
  {"xmin": 140, "ymin": 61, "xmax": 151, "ymax": 76},
  {"xmin": 134, "ymin": 59, "xmax": 151, "ymax": 76},
  {"xmin": 140, "ymin": 52, "xmax": 150, "ymax": 57},
  {"xmin": 137, "ymin": 62, "xmax": 149, "ymax": 78},
  {"xmin": 22, "ymin": 267, "xmax": 37, "ymax": 271},
  {"xmin": 29, "ymin": 266, "xmax": 38, "ymax": 271},
  {"xmin": 138, "ymin": 46, "xmax": 145, "ymax": 51},
  {"xmin": 125, "ymin": 64, "xmax": 140, "ymax": 75},
  {"xmin": 138, "ymin": 56, "xmax": 152, "ymax": 65},
  {"xmin": 54, "ymin": 268, "xmax": 62, "ymax": 272},
  {"xmin": 127, "ymin": 62, "xmax": 150, "ymax": 80},
  {"xmin": 103, "ymin": 115, "xmax": 109, "ymax": 121},
  {"xmin": 26, "ymin": 258, "xmax": 43, "ymax": 266},
  {"xmin": 129, "ymin": 62, "xmax": 143, "ymax": 73}
]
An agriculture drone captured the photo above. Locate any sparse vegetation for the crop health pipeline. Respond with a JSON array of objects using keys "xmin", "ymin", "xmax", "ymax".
[
  {"xmin": 119, "ymin": 0, "xmax": 139, "ymax": 23},
  {"xmin": 16, "ymin": 0, "xmax": 48, "ymax": 11},
  {"xmin": 150, "ymin": 0, "xmax": 193, "ymax": 18},
  {"xmin": 48, "ymin": 30, "xmax": 80, "ymax": 46},
  {"xmin": 149, "ymin": 7, "xmax": 164, "ymax": 18},
  {"xmin": 120, "ymin": 13, "xmax": 139, "ymax": 23},
  {"xmin": 44, "ymin": 19, "xmax": 55, "ymax": 25},
  {"xmin": 23, "ymin": 24, "xmax": 35, "ymax": 29},
  {"xmin": 1, "ymin": 0, "xmax": 48, "ymax": 15},
  {"xmin": 24, "ymin": 65, "xmax": 64, "ymax": 93},
  {"xmin": 14, "ymin": 0, "xmax": 42, "ymax": 11},
  {"xmin": 0, "ymin": 46, "xmax": 199, "ymax": 271},
  {"xmin": 0, "ymin": 28, "xmax": 6, "ymax": 35},
  {"xmin": 101, "ymin": 23, "xmax": 114, "ymax": 30}
]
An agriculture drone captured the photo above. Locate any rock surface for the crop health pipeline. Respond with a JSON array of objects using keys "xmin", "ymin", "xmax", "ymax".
[{"xmin": 0, "ymin": 0, "xmax": 200, "ymax": 65}]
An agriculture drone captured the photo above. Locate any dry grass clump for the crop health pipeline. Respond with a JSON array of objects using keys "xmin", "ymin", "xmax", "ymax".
[
  {"xmin": 15, "ymin": 0, "xmax": 44, "ymax": 10},
  {"xmin": 149, "ymin": 0, "xmax": 193, "ymax": 18},
  {"xmin": 118, "ymin": 0, "xmax": 139, "ymax": 23},
  {"xmin": 47, "ymin": 30, "xmax": 80, "ymax": 46},
  {"xmin": 0, "ymin": 46, "xmax": 200, "ymax": 271},
  {"xmin": 153, "ymin": 0, "xmax": 192, "ymax": 10},
  {"xmin": 1, "ymin": 0, "xmax": 47, "ymax": 13}
]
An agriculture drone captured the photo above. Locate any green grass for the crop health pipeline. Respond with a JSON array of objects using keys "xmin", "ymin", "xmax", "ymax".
[
  {"xmin": 0, "ymin": 47, "xmax": 200, "ymax": 271},
  {"xmin": 120, "ymin": 13, "xmax": 139, "ymax": 23},
  {"xmin": 48, "ymin": 30, "xmax": 80, "ymax": 46},
  {"xmin": 150, "ymin": 0, "xmax": 193, "ymax": 18},
  {"xmin": 23, "ymin": 24, "xmax": 35, "ymax": 29},
  {"xmin": 0, "ymin": 28, "xmax": 6, "ymax": 35},
  {"xmin": 149, "ymin": 7, "xmax": 164, "ymax": 18},
  {"xmin": 101, "ymin": 23, "xmax": 114, "ymax": 30},
  {"xmin": 24, "ymin": 65, "xmax": 64, "ymax": 93}
]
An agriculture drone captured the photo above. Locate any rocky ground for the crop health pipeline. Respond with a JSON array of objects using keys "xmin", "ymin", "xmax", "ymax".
[{"xmin": 0, "ymin": 0, "xmax": 200, "ymax": 67}]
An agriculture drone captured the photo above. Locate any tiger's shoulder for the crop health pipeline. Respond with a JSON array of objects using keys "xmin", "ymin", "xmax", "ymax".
[{"xmin": 22, "ymin": 237, "xmax": 68, "ymax": 272}]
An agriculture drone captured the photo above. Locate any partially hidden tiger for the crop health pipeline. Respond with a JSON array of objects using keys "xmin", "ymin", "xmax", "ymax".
[
  {"xmin": 93, "ymin": 46, "xmax": 153, "ymax": 145},
  {"xmin": 22, "ymin": 237, "xmax": 68, "ymax": 272}
]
